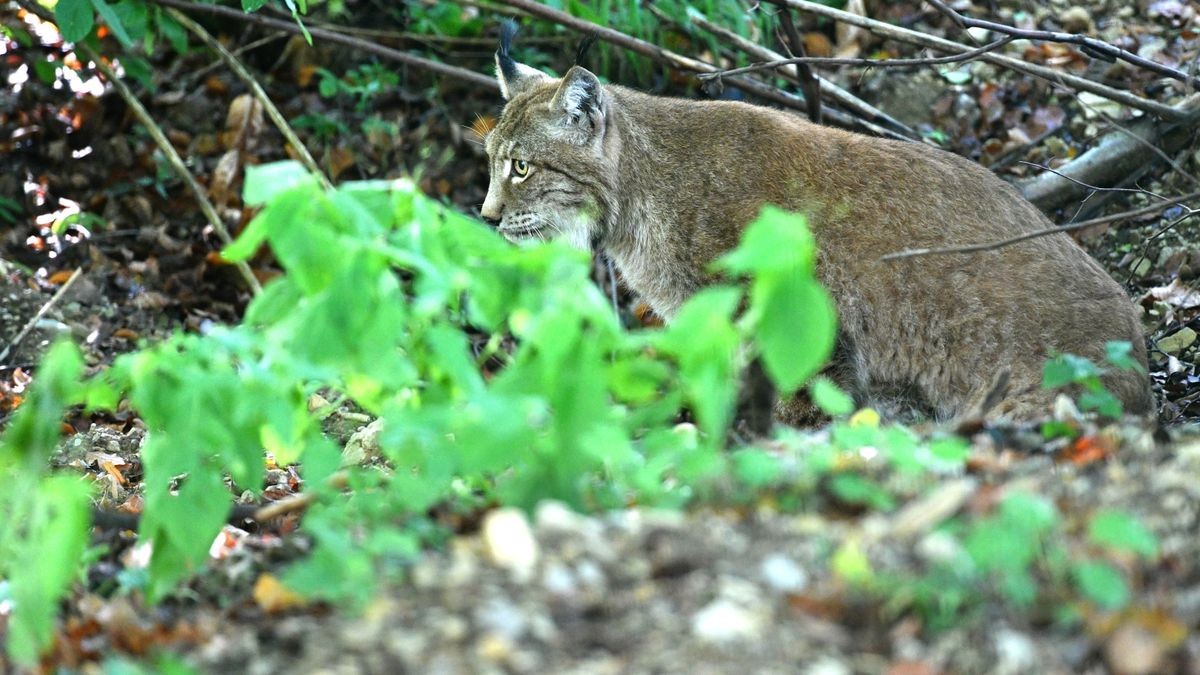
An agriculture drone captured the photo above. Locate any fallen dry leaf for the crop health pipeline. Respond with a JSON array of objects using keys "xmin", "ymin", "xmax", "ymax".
[
  {"xmin": 1142, "ymin": 278, "xmax": 1200, "ymax": 310},
  {"xmin": 253, "ymin": 574, "xmax": 308, "ymax": 613}
]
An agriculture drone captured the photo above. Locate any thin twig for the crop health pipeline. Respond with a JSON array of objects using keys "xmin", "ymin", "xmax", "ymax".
[
  {"xmin": 490, "ymin": 0, "xmax": 910, "ymax": 140},
  {"xmin": 148, "ymin": 0, "xmax": 499, "ymax": 90},
  {"xmin": 881, "ymin": 191, "xmax": 1200, "ymax": 261},
  {"xmin": 698, "ymin": 36, "xmax": 1013, "ymax": 81},
  {"xmin": 1068, "ymin": 89, "xmax": 1200, "ymax": 187},
  {"xmin": 0, "ymin": 268, "xmax": 81, "ymax": 366},
  {"xmin": 181, "ymin": 31, "xmax": 288, "ymax": 90},
  {"xmin": 299, "ymin": 22, "xmax": 568, "ymax": 46},
  {"xmin": 925, "ymin": 0, "xmax": 1200, "ymax": 89},
  {"xmin": 680, "ymin": 9, "xmax": 916, "ymax": 138},
  {"xmin": 70, "ymin": 40, "xmax": 263, "ymax": 295},
  {"xmin": 19, "ymin": 0, "xmax": 262, "ymax": 294},
  {"xmin": 767, "ymin": 0, "xmax": 1185, "ymax": 120},
  {"xmin": 164, "ymin": 7, "xmax": 331, "ymax": 190},
  {"xmin": 1018, "ymin": 161, "xmax": 1169, "ymax": 200},
  {"xmin": 777, "ymin": 8, "xmax": 821, "ymax": 124}
]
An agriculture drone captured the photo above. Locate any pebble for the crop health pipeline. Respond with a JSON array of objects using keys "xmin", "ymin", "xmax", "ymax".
[
  {"xmin": 1158, "ymin": 327, "xmax": 1196, "ymax": 355},
  {"xmin": 474, "ymin": 596, "xmax": 527, "ymax": 642},
  {"xmin": 542, "ymin": 561, "xmax": 577, "ymax": 597},
  {"xmin": 915, "ymin": 531, "xmax": 966, "ymax": 567},
  {"xmin": 483, "ymin": 508, "xmax": 539, "ymax": 583},
  {"xmin": 476, "ymin": 632, "xmax": 515, "ymax": 664},
  {"xmin": 534, "ymin": 500, "xmax": 585, "ymax": 533},
  {"xmin": 759, "ymin": 553, "xmax": 808, "ymax": 594},
  {"xmin": 1105, "ymin": 623, "xmax": 1166, "ymax": 675},
  {"xmin": 691, "ymin": 598, "xmax": 765, "ymax": 644},
  {"xmin": 1058, "ymin": 6, "xmax": 1094, "ymax": 33},
  {"xmin": 804, "ymin": 656, "xmax": 851, "ymax": 675},
  {"xmin": 993, "ymin": 628, "xmax": 1036, "ymax": 675},
  {"xmin": 574, "ymin": 559, "xmax": 606, "ymax": 592},
  {"xmin": 342, "ymin": 418, "xmax": 384, "ymax": 465}
]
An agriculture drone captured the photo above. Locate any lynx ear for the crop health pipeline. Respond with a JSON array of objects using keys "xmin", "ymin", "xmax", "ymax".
[
  {"xmin": 549, "ymin": 66, "xmax": 604, "ymax": 140},
  {"xmin": 495, "ymin": 21, "xmax": 550, "ymax": 100}
]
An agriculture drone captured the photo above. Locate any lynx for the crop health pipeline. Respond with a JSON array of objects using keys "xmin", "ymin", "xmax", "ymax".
[{"xmin": 479, "ymin": 27, "xmax": 1153, "ymax": 424}]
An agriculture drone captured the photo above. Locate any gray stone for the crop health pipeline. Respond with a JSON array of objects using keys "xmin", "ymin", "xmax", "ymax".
[{"xmin": 760, "ymin": 553, "xmax": 808, "ymax": 594}]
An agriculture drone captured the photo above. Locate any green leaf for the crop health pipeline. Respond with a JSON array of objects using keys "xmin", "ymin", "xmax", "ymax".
[
  {"xmin": 6, "ymin": 476, "xmax": 91, "ymax": 665},
  {"xmin": 831, "ymin": 538, "xmax": 873, "ymax": 586},
  {"xmin": 1073, "ymin": 561, "xmax": 1129, "ymax": 610},
  {"xmin": 1104, "ymin": 341, "xmax": 1142, "ymax": 372},
  {"xmin": 809, "ymin": 377, "xmax": 854, "ymax": 416},
  {"xmin": 109, "ymin": 1, "xmax": 148, "ymax": 43},
  {"xmin": 732, "ymin": 448, "xmax": 781, "ymax": 488},
  {"xmin": 928, "ymin": 436, "xmax": 970, "ymax": 463},
  {"xmin": 90, "ymin": 0, "xmax": 134, "ymax": 48},
  {"xmin": 828, "ymin": 472, "xmax": 894, "ymax": 510},
  {"xmin": 155, "ymin": 9, "xmax": 188, "ymax": 53},
  {"xmin": 242, "ymin": 0, "xmax": 268, "ymax": 11},
  {"xmin": 1078, "ymin": 388, "xmax": 1122, "ymax": 418},
  {"xmin": 31, "ymin": 58, "xmax": 58, "ymax": 86},
  {"xmin": 243, "ymin": 161, "xmax": 317, "ymax": 206},
  {"xmin": 1088, "ymin": 510, "xmax": 1159, "ymax": 559},
  {"xmin": 715, "ymin": 205, "xmax": 817, "ymax": 276},
  {"xmin": 118, "ymin": 55, "xmax": 154, "ymax": 92},
  {"xmin": 0, "ymin": 341, "xmax": 83, "ymax": 462},
  {"xmin": 1042, "ymin": 353, "xmax": 1102, "ymax": 389},
  {"xmin": 998, "ymin": 492, "xmax": 1058, "ymax": 533},
  {"xmin": 55, "ymin": 0, "xmax": 94, "ymax": 42},
  {"xmin": 751, "ymin": 271, "xmax": 837, "ymax": 394}
]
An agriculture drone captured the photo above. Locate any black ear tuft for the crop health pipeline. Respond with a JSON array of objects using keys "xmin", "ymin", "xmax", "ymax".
[
  {"xmin": 497, "ymin": 19, "xmax": 519, "ymax": 79},
  {"xmin": 574, "ymin": 32, "xmax": 598, "ymax": 67}
]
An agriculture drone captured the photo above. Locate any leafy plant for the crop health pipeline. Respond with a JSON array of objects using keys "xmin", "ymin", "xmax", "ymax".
[
  {"xmin": 292, "ymin": 112, "xmax": 351, "ymax": 140},
  {"xmin": 0, "ymin": 162, "xmax": 838, "ymax": 662},
  {"xmin": 0, "ymin": 342, "xmax": 91, "ymax": 666},
  {"xmin": 1042, "ymin": 341, "xmax": 1144, "ymax": 418},
  {"xmin": 889, "ymin": 493, "xmax": 1161, "ymax": 630},
  {"xmin": 316, "ymin": 64, "xmax": 400, "ymax": 113}
]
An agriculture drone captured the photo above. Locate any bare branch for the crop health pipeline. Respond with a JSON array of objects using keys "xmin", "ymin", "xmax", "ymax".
[
  {"xmin": 1020, "ymin": 94, "xmax": 1200, "ymax": 210},
  {"xmin": 490, "ymin": 0, "xmax": 912, "ymax": 141},
  {"xmin": 766, "ymin": 0, "xmax": 1186, "ymax": 121},
  {"xmin": 925, "ymin": 0, "xmax": 1200, "ymax": 89},
  {"xmin": 164, "ymin": 7, "xmax": 332, "ymax": 190},
  {"xmin": 881, "ymin": 191, "xmax": 1200, "ymax": 261},
  {"xmin": 680, "ymin": 10, "xmax": 917, "ymax": 138},
  {"xmin": 148, "ymin": 0, "xmax": 500, "ymax": 90},
  {"xmin": 777, "ymin": 9, "xmax": 822, "ymax": 124},
  {"xmin": 698, "ymin": 37, "xmax": 1014, "ymax": 81},
  {"xmin": 0, "ymin": 268, "xmax": 82, "ymax": 367}
]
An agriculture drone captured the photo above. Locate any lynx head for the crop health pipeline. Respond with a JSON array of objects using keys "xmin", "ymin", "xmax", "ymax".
[{"xmin": 480, "ymin": 22, "xmax": 612, "ymax": 250}]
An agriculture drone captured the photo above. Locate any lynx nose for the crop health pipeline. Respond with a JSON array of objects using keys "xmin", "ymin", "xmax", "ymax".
[{"xmin": 481, "ymin": 187, "xmax": 503, "ymax": 227}]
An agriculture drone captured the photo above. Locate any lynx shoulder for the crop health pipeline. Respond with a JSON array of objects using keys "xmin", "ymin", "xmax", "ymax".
[{"xmin": 479, "ymin": 31, "xmax": 1153, "ymax": 423}]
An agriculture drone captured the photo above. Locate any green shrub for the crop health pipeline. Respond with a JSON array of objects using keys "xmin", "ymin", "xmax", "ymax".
[{"xmin": 0, "ymin": 162, "xmax": 836, "ymax": 661}]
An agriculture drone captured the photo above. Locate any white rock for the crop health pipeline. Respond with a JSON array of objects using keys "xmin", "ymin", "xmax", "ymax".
[
  {"xmin": 760, "ymin": 553, "xmax": 808, "ymax": 594},
  {"xmin": 483, "ymin": 507, "xmax": 539, "ymax": 583},
  {"xmin": 542, "ymin": 561, "xmax": 577, "ymax": 597},
  {"xmin": 534, "ymin": 500, "xmax": 584, "ymax": 533},
  {"xmin": 916, "ymin": 531, "xmax": 967, "ymax": 567},
  {"xmin": 804, "ymin": 656, "xmax": 851, "ymax": 675},
  {"xmin": 574, "ymin": 559, "xmax": 607, "ymax": 592},
  {"xmin": 342, "ymin": 418, "xmax": 384, "ymax": 465},
  {"xmin": 993, "ymin": 628, "xmax": 1036, "ymax": 675},
  {"xmin": 474, "ymin": 596, "xmax": 527, "ymax": 642},
  {"xmin": 691, "ymin": 599, "xmax": 765, "ymax": 644}
]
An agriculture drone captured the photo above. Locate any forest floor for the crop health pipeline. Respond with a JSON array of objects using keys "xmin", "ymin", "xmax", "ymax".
[{"xmin": 2, "ymin": 0, "xmax": 1200, "ymax": 672}]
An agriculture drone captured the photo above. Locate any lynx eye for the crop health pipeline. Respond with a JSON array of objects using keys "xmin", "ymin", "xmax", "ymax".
[{"xmin": 512, "ymin": 159, "xmax": 530, "ymax": 178}]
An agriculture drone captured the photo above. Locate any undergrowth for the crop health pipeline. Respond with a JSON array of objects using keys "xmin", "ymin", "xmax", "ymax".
[{"xmin": 0, "ymin": 164, "xmax": 1158, "ymax": 665}]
